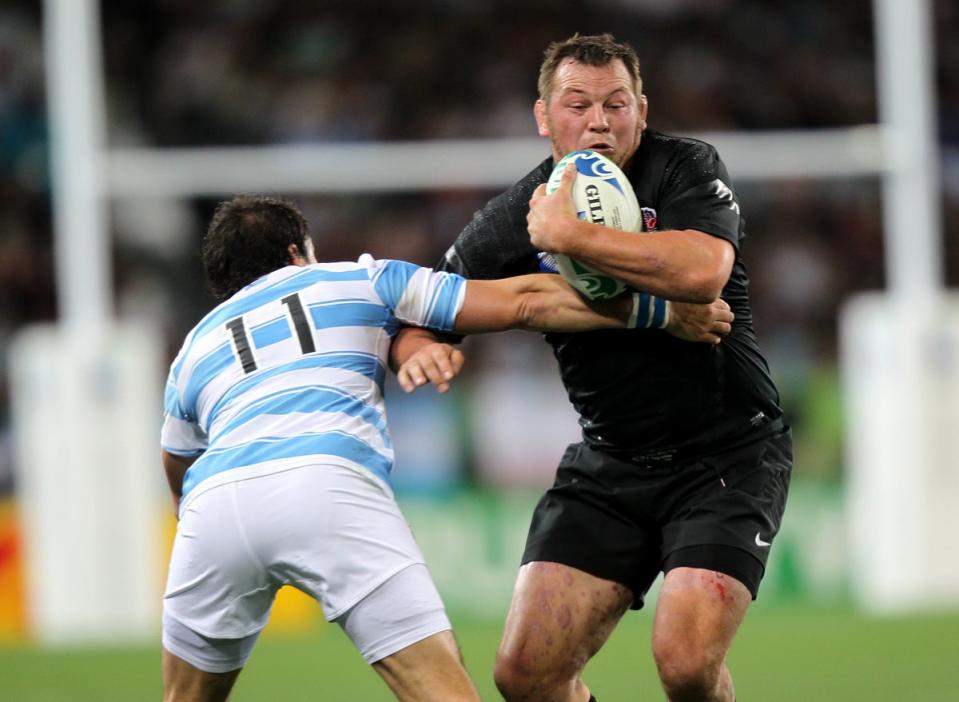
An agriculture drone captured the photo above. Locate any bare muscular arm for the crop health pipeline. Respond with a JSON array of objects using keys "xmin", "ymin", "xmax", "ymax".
[
  {"xmin": 389, "ymin": 276, "xmax": 733, "ymax": 393},
  {"xmin": 527, "ymin": 164, "xmax": 735, "ymax": 302},
  {"xmin": 453, "ymin": 274, "xmax": 631, "ymax": 334}
]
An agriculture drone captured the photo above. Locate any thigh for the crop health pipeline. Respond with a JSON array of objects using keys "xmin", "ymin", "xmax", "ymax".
[
  {"xmin": 652, "ymin": 566, "xmax": 751, "ymax": 666},
  {"xmin": 661, "ymin": 429, "xmax": 793, "ymax": 588},
  {"xmin": 251, "ymin": 464, "xmax": 429, "ymax": 620},
  {"xmin": 336, "ymin": 563, "xmax": 452, "ymax": 664},
  {"xmin": 346, "ymin": 565, "xmax": 475, "ymax": 701},
  {"xmin": 522, "ymin": 443, "xmax": 663, "ymax": 607},
  {"xmin": 163, "ymin": 482, "xmax": 279, "ymax": 640},
  {"xmin": 372, "ymin": 631, "xmax": 480, "ymax": 702},
  {"xmin": 162, "ymin": 647, "xmax": 241, "ymax": 702},
  {"xmin": 165, "ymin": 464, "xmax": 425, "ymax": 640},
  {"xmin": 498, "ymin": 561, "xmax": 633, "ymax": 677},
  {"xmin": 162, "ymin": 610, "xmax": 261, "ymax": 675}
]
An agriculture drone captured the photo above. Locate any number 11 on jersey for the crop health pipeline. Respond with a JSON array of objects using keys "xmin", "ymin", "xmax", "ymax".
[{"xmin": 226, "ymin": 292, "xmax": 315, "ymax": 374}]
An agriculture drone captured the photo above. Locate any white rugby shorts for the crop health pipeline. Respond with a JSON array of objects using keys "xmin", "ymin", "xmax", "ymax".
[{"xmin": 162, "ymin": 463, "xmax": 441, "ymax": 641}]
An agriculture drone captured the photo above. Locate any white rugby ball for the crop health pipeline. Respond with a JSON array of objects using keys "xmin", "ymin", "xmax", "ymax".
[{"xmin": 545, "ymin": 149, "xmax": 640, "ymax": 300}]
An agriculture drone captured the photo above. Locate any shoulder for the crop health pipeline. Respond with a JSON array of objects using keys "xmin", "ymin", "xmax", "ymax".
[
  {"xmin": 446, "ymin": 157, "xmax": 552, "ymax": 277},
  {"xmin": 355, "ymin": 255, "xmax": 417, "ymax": 282},
  {"xmin": 359, "ymin": 256, "xmax": 448, "ymax": 291},
  {"xmin": 295, "ymin": 260, "xmax": 382, "ymax": 287},
  {"xmin": 638, "ymin": 130, "xmax": 724, "ymax": 172},
  {"xmin": 633, "ymin": 129, "xmax": 731, "ymax": 193},
  {"xmin": 360, "ymin": 256, "xmax": 464, "ymax": 318},
  {"xmin": 306, "ymin": 260, "xmax": 363, "ymax": 272},
  {"xmin": 471, "ymin": 160, "xmax": 550, "ymax": 226},
  {"xmin": 470, "ymin": 157, "xmax": 553, "ymax": 229},
  {"xmin": 641, "ymin": 129, "xmax": 721, "ymax": 159},
  {"xmin": 513, "ymin": 157, "xmax": 554, "ymax": 194}
]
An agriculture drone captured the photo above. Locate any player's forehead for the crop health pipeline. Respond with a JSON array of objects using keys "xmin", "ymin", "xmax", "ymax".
[{"xmin": 551, "ymin": 58, "xmax": 636, "ymax": 101}]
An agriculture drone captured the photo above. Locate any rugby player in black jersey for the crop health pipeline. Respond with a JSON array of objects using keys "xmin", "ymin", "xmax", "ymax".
[{"xmin": 391, "ymin": 34, "xmax": 791, "ymax": 702}]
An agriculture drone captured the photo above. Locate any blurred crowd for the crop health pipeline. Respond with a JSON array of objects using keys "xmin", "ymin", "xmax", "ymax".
[{"xmin": 2, "ymin": 0, "xmax": 958, "ymax": 493}]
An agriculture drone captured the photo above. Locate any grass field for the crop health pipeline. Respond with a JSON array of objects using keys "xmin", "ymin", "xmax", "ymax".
[{"xmin": 1, "ymin": 605, "xmax": 957, "ymax": 701}]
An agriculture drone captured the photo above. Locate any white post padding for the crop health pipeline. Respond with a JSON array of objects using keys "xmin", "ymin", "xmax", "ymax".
[
  {"xmin": 841, "ymin": 293, "xmax": 959, "ymax": 612},
  {"xmin": 9, "ymin": 322, "xmax": 164, "ymax": 643}
]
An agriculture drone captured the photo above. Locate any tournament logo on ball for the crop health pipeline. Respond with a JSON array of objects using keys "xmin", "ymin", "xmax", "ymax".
[{"xmin": 545, "ymin": 150, "xmax": 642, "ymax": 300}]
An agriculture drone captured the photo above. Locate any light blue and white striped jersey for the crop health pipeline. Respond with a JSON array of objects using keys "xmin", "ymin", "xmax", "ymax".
[{"xmin": 161, "ymin": 255, "xmax": 467, "ymax": 499}]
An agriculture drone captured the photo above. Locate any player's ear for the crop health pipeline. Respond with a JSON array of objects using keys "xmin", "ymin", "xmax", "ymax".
[
  {"xmin": 287, "ymin": 242, "xmax": 305, "ymax": 265},
  {"xmin": 637, "ymin": 94, "xmax": 649, "ymax": 131},
  {"xmin": 534, "ymin": 99, "xmax": 550, "ymax": 138}
]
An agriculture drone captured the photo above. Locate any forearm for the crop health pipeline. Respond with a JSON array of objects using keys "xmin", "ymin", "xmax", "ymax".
[
  {"xmin": 551, "ymin": 222, "xmax": 733, "ymax": 302},
  {"xmin": 455, "ymin": 275, "xmax": 630, "ymax": 333},
  {"xmin": 515, "ymin": 274, "xmax": 632, "ymax": 331}
]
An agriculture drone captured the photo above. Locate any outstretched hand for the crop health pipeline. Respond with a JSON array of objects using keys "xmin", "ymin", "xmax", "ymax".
[
  {"xmin": 666, "ymin": 298, "xmax": 734, "ymax": 344},
  {"xmin": 396, "ymin": 342, "xmax": 465, "ymax": 393},
  {"xmin": 527, "ymin": 163, "xmax": 579, "ymax": 252}
]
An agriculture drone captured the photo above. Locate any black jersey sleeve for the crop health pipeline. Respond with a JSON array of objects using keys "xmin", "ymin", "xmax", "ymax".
[
  {"xmin": 428, "ymin": 158, "xmax": 552, "ymax": 343},
  {"xmin": 436, "ymin": 159, "xmax": 553, "ymax": 278},
  {"xmin": 655, "ymin": 140, "xmax": 743, "ymax": 249},
  {"xmin": 435, "ymin": 192, "xmax": 514, "ymax": 279}
]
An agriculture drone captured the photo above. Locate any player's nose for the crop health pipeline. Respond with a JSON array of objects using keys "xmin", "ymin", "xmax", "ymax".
[{"xmin": 587, "ymin": 105, "xmax": 610, "ymax": 131}]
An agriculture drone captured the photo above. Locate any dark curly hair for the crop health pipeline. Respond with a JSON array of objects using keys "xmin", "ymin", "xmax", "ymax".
[
  {"xmin": 538, "ymin": 33, "xmax": 642, "ymax": 102},
  {"xmin": 202, "ymin": 195, "xmax": 311, "ymax": 301}
]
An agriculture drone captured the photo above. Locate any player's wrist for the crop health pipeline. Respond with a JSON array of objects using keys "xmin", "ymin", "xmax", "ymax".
[
  {"xmin": 627, "ymin": 292, "xmax": 670, "ymax": 330},
  {"xmin": 553, "ymin": 217, "xmax": 590, "ymax": 257}
]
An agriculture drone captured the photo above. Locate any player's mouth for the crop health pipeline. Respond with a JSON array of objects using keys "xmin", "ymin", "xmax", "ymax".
[{"xmin": 586, "ymin": 142, "xmax": 614, "ymax": 154}]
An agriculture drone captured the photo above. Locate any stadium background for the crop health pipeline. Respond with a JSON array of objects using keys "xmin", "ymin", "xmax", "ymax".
[{"xmin": 1, "ymin": 0, "xmax": 958, "ymax": 699}]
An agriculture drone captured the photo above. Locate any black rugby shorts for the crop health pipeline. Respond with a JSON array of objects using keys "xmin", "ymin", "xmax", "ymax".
[{"xmin": 521, "ymin": 428, "xmax": 792, "ymax": 609}]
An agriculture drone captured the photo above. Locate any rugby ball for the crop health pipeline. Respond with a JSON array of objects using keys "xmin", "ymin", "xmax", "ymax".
[{"xmin": 545, "ymin": 150, "xmax": 641, "ymax": 300}]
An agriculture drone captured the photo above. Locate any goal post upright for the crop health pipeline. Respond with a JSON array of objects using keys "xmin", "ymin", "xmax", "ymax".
[
  {"xmin": 12, "ymin": 0, "xmax": 162, "ymax": 645},
  {"xmin": 874, "ymin": 0, "xmax": 943, "ymax": 297},
  {"xmin": 840, "ymin": 0, "xmax": 953, "ymax": 614},
  {"xmin": 43, "ymin": 0, "xmax": 111, "ymax": 337}
]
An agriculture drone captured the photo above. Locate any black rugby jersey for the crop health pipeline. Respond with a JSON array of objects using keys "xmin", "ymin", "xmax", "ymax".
[{"xmin": 438, "ymin": 130, "xmax": 783, "ymax": 458}]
